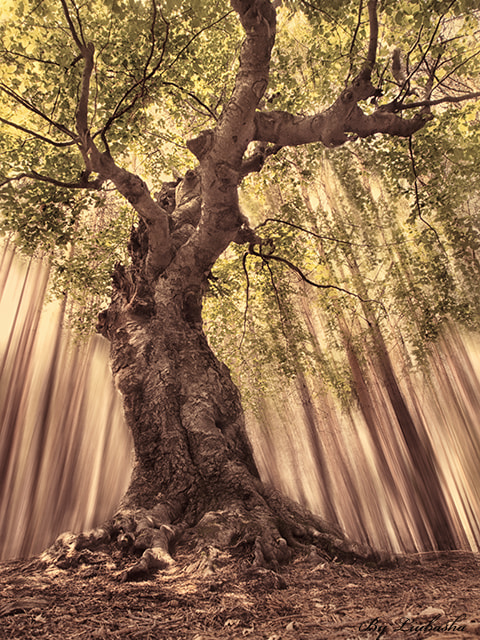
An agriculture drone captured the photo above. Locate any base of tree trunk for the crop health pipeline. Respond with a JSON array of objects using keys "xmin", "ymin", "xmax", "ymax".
[{"xmin": 39, "ymin": 487, "xmax": 389, "ymax": 582}]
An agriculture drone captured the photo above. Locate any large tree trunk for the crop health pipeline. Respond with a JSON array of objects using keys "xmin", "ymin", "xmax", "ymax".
[
  {"xmin": 108, "ymin": 268, "xmax": 261, "ymax": 525},
  {"xmin": 57, "ymin": 211, "xmax": 377, "ymax": 580},
  {"xmin": 41, "ymin": 0, "xmax": 425, "ymax": 578}
]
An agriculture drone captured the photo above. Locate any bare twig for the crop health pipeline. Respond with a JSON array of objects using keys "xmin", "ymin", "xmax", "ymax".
[
  {"xmin": 395, "ymin": 0, "xmax": 457, "ymax": 102},
  {"xmin": 346, "ymin": 0, "xmax": 378, "ymax": 87},
  {"xmin": 143, "ymin": 0, "xmax": 158, "ymax": 77},
  {"xmin": 97, "ymin": 13, "xmax": 170, "ymax": 140},
  {"xmin": 385, "ymin": 90, "xmax": 480, "ymax": 112},
  {"xmin": 0, "ymin": 116, "xmax": 74, "ymax": 147},
  {"xmin": 239, "ymin": 253, "xmax": 251, "ymax": 349},
  {"xmin": 248, "ymin": 244, "xmax": 386, "ymax": 311},
  {"xmin": 256, "ymin": 217, "xmax": 354, "ymax": 245},
  {"xmin": 0, "ymin": 83, "xmax": 75, "ymax": 139},
  {"xmin": 60, "ymin": 0, "xmax": 84, "ymax": 51},
  {"xmin": 299, "ymin": 0, "xmax": 348, "ymax": 33},
  {"xmin": 256, "ymin": 217, "xmax": 407, "ymax": 248},
  {"xmin": 0, "ymin": 49, "xmax": 59, "ymax": 66},
  {"xmin": 345, "ymin": 0, "xmax": 364, "ymax": 85},
  {"xmin": 162, "ymin": 10, "xmax": 234, "ymax": 74},
  {"xmin": 161, "ymin": 81, "xmax": 217, "ymax": 120},
  {"xmin": 408, "ymin": 136, "xmax": 444, "ymax": 248},
  {"xmin": 431, "ymin": 48, "xmax": 480, "ymax": 95},
  {"xmin": 0, "ymin": 171, "xmax": 104, "ymax": 190}
]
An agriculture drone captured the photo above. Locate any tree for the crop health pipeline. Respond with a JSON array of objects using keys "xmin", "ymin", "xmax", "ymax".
[{"xmin": 1, "ymin": 0, "xmax": 479, "ymax": 578}]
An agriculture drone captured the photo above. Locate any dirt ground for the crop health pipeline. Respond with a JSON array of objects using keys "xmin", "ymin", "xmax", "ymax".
[{"xmin": 0, "ymin": 546, "xmax": 479, "ymax": 640}]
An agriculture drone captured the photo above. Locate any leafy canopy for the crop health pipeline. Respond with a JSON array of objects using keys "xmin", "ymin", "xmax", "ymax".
[{"xmin": 1, "ymin": 0, "xmax": 480, "ymax": 346}]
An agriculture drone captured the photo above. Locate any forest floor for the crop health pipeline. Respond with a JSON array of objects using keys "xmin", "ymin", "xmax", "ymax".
[{"xmin": 0, "ymin": 546, "xmax": 479, "ymax": 640}]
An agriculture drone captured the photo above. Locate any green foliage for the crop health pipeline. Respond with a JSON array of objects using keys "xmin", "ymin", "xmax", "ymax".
[
  {"xmin": 0, "ymin": 0, "xmax": 241, "ymax": 331},
  {"xmin": 1, "ymin": 0, "xmax": 480, "ymax": 391}
]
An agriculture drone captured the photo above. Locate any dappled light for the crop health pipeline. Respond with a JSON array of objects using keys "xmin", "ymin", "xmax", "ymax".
[{"xmin": 1, "ymin": 0, "xmax": 480, "ymax": 636}]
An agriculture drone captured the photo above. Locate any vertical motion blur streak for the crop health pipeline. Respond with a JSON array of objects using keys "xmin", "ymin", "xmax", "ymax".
[
  {"xmin": 1, "ymin": 241, "xmax": 480, "ymax": 558},
  {"xmin": 0, "ymin": 243, "xmax": 132, "ymax": 560}
]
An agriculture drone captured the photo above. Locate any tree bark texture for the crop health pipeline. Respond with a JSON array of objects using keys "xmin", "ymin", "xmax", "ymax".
[
  {"xmin": 88, "ymin": 188, "xmax": 378, "ymax": 581},
  {"xmin": 101, "ymin": 239, "xmax": 261, "ymax": 522},
  {"xmin": 42, "ymin": 0, "xmax": 447, "ymax": 575}
]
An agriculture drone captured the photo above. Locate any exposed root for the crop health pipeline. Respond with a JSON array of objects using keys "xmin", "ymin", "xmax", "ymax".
[
  {"xmin": 189, "ymin": 489, "xmax": 389, "ymax": 575},
  {"xmin": 40, "ymin": 504, "xmax": 178, "ymax": 582},
  {"xmin": 39, "ymin": 489, "xmax": 390, "ymax": 582}
]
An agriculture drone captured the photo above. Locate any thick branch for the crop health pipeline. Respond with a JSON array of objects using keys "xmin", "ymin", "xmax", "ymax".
[
  {"xmin": 177, "ymin": 0, "xmax": 277, "ymax": 277},
  {"xmin": 212, "ymin": 0, "xmax": 277, "ymax": 166},
  {"xmin": 59, "ymin": 1, "xmax": 172, "ymax": 274},
  {"xmin": 364, "ymin": 0, "xmax": 378, "ymax": 77},
  {"xmin": 253, "ymin": 90, "xmax": 434, "ymax": 148},
  {"xmin": 80, "ymin": 140, "xmax": 170, "ymax": 276},
  {"xmin": 60, "ymin": 0, "xmax": 85, "ymax": 51},
  {"xmin": 345, "ymin": 105, "xmax": 431, "ymax": 138},
  {"xmin": 75, "ymin": 42, "xmax": 95, "ymax": 142}
]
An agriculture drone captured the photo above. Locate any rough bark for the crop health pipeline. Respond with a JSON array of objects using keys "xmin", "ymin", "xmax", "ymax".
[
  {"xmin": 40, "ymin": 0, "xmax": 450, "ymax": 577},
  {"xmin": 77, "ymin": 182, "xmax": 375, "ymax": 581}
]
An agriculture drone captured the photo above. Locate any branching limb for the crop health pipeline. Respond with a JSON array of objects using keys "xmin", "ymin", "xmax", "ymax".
[
  {"xmin": 250, "ymin": 0, "xmax": 423, "ymax": 148},
  {"xmin": 251, "ymin": 0, "xmax": 479, "ymax": 150},
  {"xmin": 408, "ymin": 136, "xmax": 445, "ymax": 250},
  {"xmin": 60, "ymin": 0, "xmax": 86, "ymax": 51},
  {"xmin": 347, "ymin": 0, "xmax": 378, "ymax": 87},
  {"xmin": 0, "ymin": 171, "xmax": 104, "ymax": 190},
  {"xmin": 381, "ymin": 91, "xmax": 480, "ymax": 113},
  {"xmin": 430, "ymin": 49, "xmax": 480, "ymax": 96},
  {"xmin": 256, "ymin": 217, "xmax": 367, "ymax": 246},
  {"xmin": 161, "ymin": 80, "xmax": 218, "ymax": 120},
  {"xmin": 0, "ymin": 116, "xmax": 75, "ymax": 148},
  {"xmin": 60, "ymin": 1, "xmax": 95, "ymax": 162},
  {"xmin": 346, "ymin": 104, "xmax": 431, "ymax": 138},
  {"xmin": 96, "ymin": 3, "xmax": 170, "ymax": 141},
  {"xmin": 58, "ymin": 0, "xmax": 173, "ymax": 272},
  {"xmin": 364, "ymin": 0, "xmax": 378, "ymax": 77},
  {"xmin": 254, "ymin": 98, "xmax": 431, "ymax": 148},
  {"xmin": 248, "ymin": 243, "xmax": 386, "ymax": 312},
  {"xmin": 75, "ymin": 42, "xmax": 94, "ymax": 144},
  {"xmin": 0, "ymin": 83, "xmax": 75, "ymax": 139},
  {"xmin": 345, "ymin": 0, "xmax": 364, "ymax": 85},
  {"xmin": 177, "ymin": 0, "xmax": 277, "ymax": 277},
  {"xmin": 239, "ymin": 253, "xmax": 251, "ymax": 349}
]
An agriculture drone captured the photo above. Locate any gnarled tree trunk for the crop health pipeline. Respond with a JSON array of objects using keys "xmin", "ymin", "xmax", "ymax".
[
  {"xmin": 88, "ymin": 200, "xmax": 374, "ymax": 580},
  {"xmin": 103, "ymin": 217, "xmax": 261, "ymax": 526},
  {"xmin": 41, "ymin": 0, "xmax": 438, "ymax": 578}
]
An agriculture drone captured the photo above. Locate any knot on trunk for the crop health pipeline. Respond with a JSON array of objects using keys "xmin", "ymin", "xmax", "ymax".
[
  {"xmin": 182, "ymin": 287, "xmax": 203, "ymax": 326},
  {"xmin": 154, "ymin": 180, "xmax": 179, "ymax": 214},
  {"xmin": 186, "ymin": 130, "xmax": 214, "ymax": 160}
]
